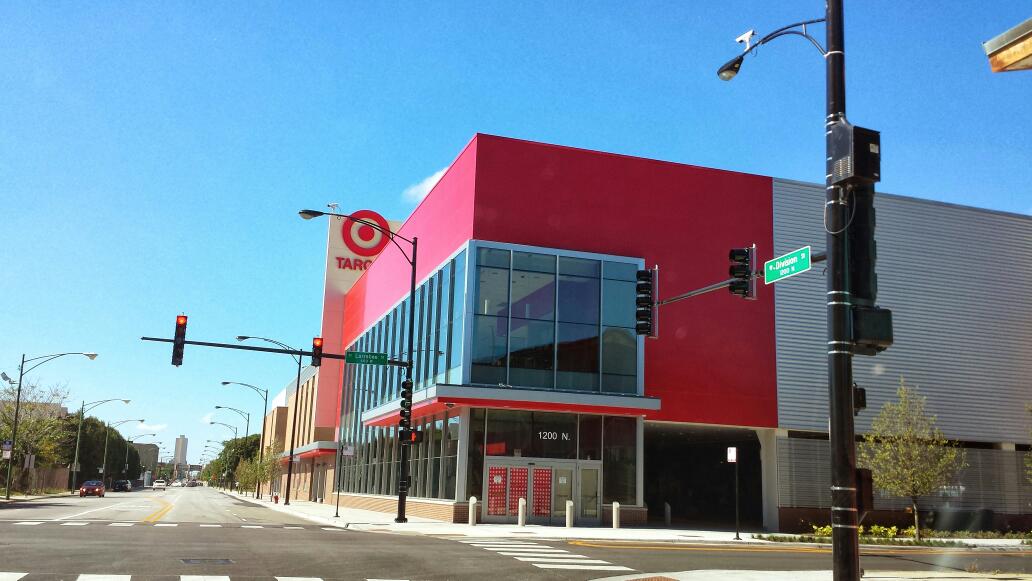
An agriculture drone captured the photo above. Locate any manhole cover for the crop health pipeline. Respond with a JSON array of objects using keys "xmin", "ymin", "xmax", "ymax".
[{"xmin": 181, "ymin": 559, "xmax": 234, "ymax": 565}]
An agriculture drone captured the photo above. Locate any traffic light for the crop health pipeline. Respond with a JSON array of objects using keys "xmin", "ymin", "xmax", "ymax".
[
  {"xmin": 172, "ymin": 314, "xmax": 187, "ymax": 367},
  {"xmin": 399, "ymin": 428, "xmax": 424, "ymax": 445},
  {"xmin": 311, "ymin": 337, "xmax": 323, "ymax": 367},
  {"xmin": 399, "ymin": 379, "xmax": 413, "ymax": 429},
  {"xmin": 856, "ymin": 467, "xmax": 874, "ymax": 519},
  {"xmin": 635, "ymin": 267, "xmax": 657, "ymax": 337},
  {"xmin": 728, "ymin": 246, "xmax": 756, "ymax": 300}
]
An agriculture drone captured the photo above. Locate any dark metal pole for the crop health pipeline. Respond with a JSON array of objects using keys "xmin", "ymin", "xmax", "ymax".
[
  {"xmin": 101, "ymin": 422, "xmax": 111, "ymax": 488},
  {"xmin": 333, "ymin": 425, "xmax": 343, "ymax": 518},
  {"xmin": 256, "ymin": 389, "xmax": 268, "ymax": 500},
  {"xmin": 734, "ymin": 459, "xmax": 741, "ymax": 541},
  {"xmin": 826, "ymin": 1, "xmax": 859, "ymax": 579},
  {"xmin": 284, "ymin": 354, "xmax": 303, "ymax": 505},
  {"xmin": 4, "ymin": 354, "xmax": 26, "ymax": 500},
  {"xmin": 396, "ymin": 236, "xmax": 418, "ymax": 523},
  {"xmin": 70, "ymin": 400, "xmax": 85, "ymax": 492}
]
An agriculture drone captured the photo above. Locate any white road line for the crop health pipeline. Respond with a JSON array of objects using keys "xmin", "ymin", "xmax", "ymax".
[
  {"xmin": 532, "ymin": 564, "xmax": 633, "ymax": 571},
  {"xmin": 181, "ymin": 576, "xmax": 231, "ymax": 581},
  {"xmin": 321, "ymin": 527, "xmax": 342, "ymax": 531},
  {"xmin": 0, "ymin": 574, "xmax": 27, "ymax": 581},
  {"xmin": 241, "ymin": 525, "xmax": 263, "ymax": 528},
  {"xmin": 488, "ymin": 548, "xmax": 569, "ymax": 553},
  {"xmin": 77, "ymin": 575, "xmax": 133, "ymax": 581},
  {"xmin": 469, "ymin": 542, "xmax": 544, "ymax": 546},
  {"xmin": 284, "ymin": 526, "xmax": 304, "ymax": 529},
  {"xmin": 199, "ymin": 524, "xmax": 222, "ymax": 527},
  {"xmin": 275, "ymin": 577, "xmax": 324, "ymax": 581},
  {"xmin": 55, "ymin": 499, "xmax": 140, "ymax": 521},
  {"xmin": 496, "ymin": 551, "xmax": 576, "ymax": 557},
  {"xmin": 154, "ymin": 523, "xmax": 178, "ymax": 527},
  {"xmin": 14, "ymin": 522, "xmax": 43, "ymax": 525},
  {"xmin": 109, "ymin": 523, "xmax": 134, "ymax": 527},
  {"xmin": 60, "ymin": 521, "xmax": 89, "ymax": 526},
  {"xmin": 514, "ymin": 557, "xmax": 613, "ymax": 564}
]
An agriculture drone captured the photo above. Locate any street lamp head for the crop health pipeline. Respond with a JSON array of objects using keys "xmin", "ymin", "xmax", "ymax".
[
  {"xmin": 122, "ymin": 399, "xmax": 131, "ymax": 404},
  {"xmin": 215, "ymin": 406, "xmax": 223, "ymax": 409},
  {"xmin": 717, "ymin": 54, "xmax": 745, "ymax": 81},
  {"xmin": 299, "ymin": 209, "xmax": 324, "ymax": 220},
  {"xmin": 221, "ymin": 381, "xmax": 231, "ymax": 385},
  {"xmin": 235, "ymin": 336, "xmax": 249, "ymax": 342},
  {"xmin": 83, "ymin": 352, "xmax": 99, "ymax": 360}
]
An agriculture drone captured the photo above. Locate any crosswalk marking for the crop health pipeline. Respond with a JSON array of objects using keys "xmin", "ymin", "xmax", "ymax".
[
  {"xmin": 154, "ymin": 523, "xmax": 177, "ymax": 527},
  {"xmin": 109, "ymin": 523, "xmax": 134, "ymax": 527},
  {"xmin": 199, "ymin": 524, "xmax": 222, "ymax": 527},
  {"xmin": 77, "ymin": 575, "xmax": 133, "ymax": 581},
  {"xmin": 0, "ymin": 574, "xmax": 27, "ymax": 581},
  {"xmin": 61, "ymin": 521, "xmax": 90, "ymax": 526},
  {"xmin": 284, "ymin": 526, "xmax": 304, "ymax": 529},
  {"xmin": 533, "ymin": 564, "xmax": 633, "ymax": 571},
  {"xmin": 514, "ymin": 557, "xmax": 612, "ymax": 564},
  {"xmin": 490, "ymin": 548, "xmax": 570, "ymax": 553},
  {"xmin": 455, "ymin": 537, "xmax": 635, "ymax": 573},
  {"xmin": 275, "ymin": 577, "xmax": 323, "ymax": 581},
  {"xmin": 181, "ymin": 576, "xmax": 231, "ymax": 581},
  {"xmin": 320, "ymin": 527, "xmax": 341, "ymax": 531},
  {"xmin": 13, "ymin": 522, "xmax": 43, "ymax": 525},
  {"xmin": 241, "ymin": 525, "xmax": 263, "ymax": 529}
]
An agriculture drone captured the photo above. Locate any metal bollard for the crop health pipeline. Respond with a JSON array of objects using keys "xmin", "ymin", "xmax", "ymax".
[
  {"xmin": 664, "ymin": 502, "xmax": 671, "ymax": 527},
  {"xmin": 565, "ymin": 500, "xmax": 574, "ymax": 528},
  {"xmin": 469, "ymin": 496, "xmax": 478, "ymax": 526},
  {"xmin": 517, "ymin": 497, "xmax": 527, "ymax": 527},
  {"xmin": 612, "ymin": 501, "xmax": 621, "ymax": 529}
]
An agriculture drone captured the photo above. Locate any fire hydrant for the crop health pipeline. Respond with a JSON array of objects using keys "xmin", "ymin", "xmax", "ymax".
[{"xmin": 273, "ymin": 495, "xmax": 280, "ymax": 504}]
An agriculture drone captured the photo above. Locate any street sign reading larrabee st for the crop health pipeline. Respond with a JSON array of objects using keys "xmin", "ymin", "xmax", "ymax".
[
  {"xmin": 345, "ymin": 351, "xmax": 389, "ymax": 365},
  {"xmin": 764, "ymin": 246, "xmax": 812, "ymax": 285}
]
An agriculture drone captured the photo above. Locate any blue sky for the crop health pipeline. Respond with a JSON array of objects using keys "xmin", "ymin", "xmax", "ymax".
[{"xmin": 2, "ymin": 2, "xmax": 1029, "ymax": 463}]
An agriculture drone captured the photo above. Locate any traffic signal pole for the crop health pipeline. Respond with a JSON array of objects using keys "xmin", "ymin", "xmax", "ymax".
[
  {"xmin": 825, "ymin": 1, "xmax": 861, "ymax": 579},
  {"xmin": 395, "ymin": 237, "xmax": 418, "ymax": 523}
]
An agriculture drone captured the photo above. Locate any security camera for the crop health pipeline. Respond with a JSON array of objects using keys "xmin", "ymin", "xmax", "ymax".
[{"xmin": 735, "ymin": 29, "xmax": 756, "ymax": 51}]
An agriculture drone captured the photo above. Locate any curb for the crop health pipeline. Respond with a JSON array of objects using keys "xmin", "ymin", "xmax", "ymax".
[
  {"xmin": 217, "ymin": 489, "xmax": 350, "ymax": 529},
  {"xmin": 0, "ymin": 491, "xmax": 73, "ymax": 505}
]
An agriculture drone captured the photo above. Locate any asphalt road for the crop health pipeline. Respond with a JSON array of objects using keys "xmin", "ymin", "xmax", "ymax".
[{"xmin": 1, "ymin": 486, "xmax": 1028, "ymax": 580}]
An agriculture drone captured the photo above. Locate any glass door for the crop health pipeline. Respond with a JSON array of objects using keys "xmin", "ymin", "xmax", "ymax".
[
  {"xmin": 578, "ymin": 465, "xmax": 601, "ymax": 524},
  {"xmin": 552, "ymin": 467, "xmax": 574, "ymax": 525}
]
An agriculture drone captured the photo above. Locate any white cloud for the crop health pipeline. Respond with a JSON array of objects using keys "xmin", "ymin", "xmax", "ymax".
[
  {"xmin": 401, "ymin": 167, "xmax": 447, "ymax": 203},
  {"xmin": 201, "ymin": 411, "xmax": 214, "ymax": 424},
  {"xmin": 138, "ymin": 422, "xmax": 167, "ymax": 432}
]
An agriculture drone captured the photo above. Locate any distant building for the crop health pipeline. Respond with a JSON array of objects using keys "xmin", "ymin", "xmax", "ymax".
[{"xmin": 173, "ymin": 435, "xmax": 188, "ymax": 465}]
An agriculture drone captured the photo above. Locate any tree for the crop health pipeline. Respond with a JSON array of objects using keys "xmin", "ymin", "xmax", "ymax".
[
  {"xmin": 858, "ymin": 378, "xmax": 966, "ymax": 540},
  {"xmin": 0, "ymin": 379, "xmax": 69, "ymax": 493}
]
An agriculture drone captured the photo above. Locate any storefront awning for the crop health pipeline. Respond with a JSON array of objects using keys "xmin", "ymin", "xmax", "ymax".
[
  {"xmin": 276, "ymin": 440, "xmax": 338, "ymax": 463},
  {"xmin": 361, "ymin": 384, "xmax": 660, "ymax": 427}
]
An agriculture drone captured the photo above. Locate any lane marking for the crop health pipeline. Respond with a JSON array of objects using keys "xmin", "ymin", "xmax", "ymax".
[
  {"xmin": 533, "ymin": 564, "xmax": 633, "ymax": 571},
  {"xmin": 199, "ymin": 524, "xmax": 222, "ymax": 527},
  {"xmin": 109, "ymin": 523, "xmax": 134, "ymax": 527},
  {"xmin": 488, "ymin": 548, "xmax": 569, "ymax": 553},
  {"xmin": 54, "ymin": 499, "xmax": 139, "ymax": 521},
  {"xmin": 284, "ymin": 526, "xmax": 304, "ymax": 530},
  {"xmin": 275, "ymin": 578, "xmax": 324, "ymax": 581},
  {"xmin": 77, "ymin": 576, "xmax": 132, "ymax": 581},
  {"xmin": 14, "ymin": 522, "xmax": 44, "ymax": 525},
  {"xmin": 143, "ymin": 499, "xmax": 174, "ymax": 523},
  {"xmin": 181, "ymin": 576, "xmax": 231, "ymax": 581},
  {"xmin": 321, "ymin": 527, "xmax": 342, "ymax": 531},
  {"xmin": 60, "ymin": 522, "xmax": 89, "ymax": 526},
  {"xmin": 497, "ymin": 551, "xmax": 575, "ymax": 556},
  {"xmin": 514, "ymin": 557, "xmax": 612, "ymax": 564},
  {"xmin": 0, "ymin": 574, "xmax": 27, "ymax": 581},
  {"xmin": 241, "ymin": 525, "xmax": 263, "ymax": 529},
  {"xmin": 154, "ymin": 523, "xmax": 178, "ymax": 527}
]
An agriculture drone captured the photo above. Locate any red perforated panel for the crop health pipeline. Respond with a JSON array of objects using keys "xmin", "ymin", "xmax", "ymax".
[
  {"xmin": 487, "ymin": 466, "xmax": 507, "ymax": 516},
  {"xmin": 532, "ymin": 468, "xmax": 552, "ymax": 517},
  {"xmin": 508, "ymin": 467, "xmax": 528, "ymax": 516}
]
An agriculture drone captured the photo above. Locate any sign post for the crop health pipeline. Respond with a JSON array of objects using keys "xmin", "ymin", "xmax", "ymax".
[
  {"xmin": 728, "ymin": 446, "xmax": 741, "ymax": 541},
  {"xmin": 764, "ymin": 246, "xmax": 812, "ymax": 284}
]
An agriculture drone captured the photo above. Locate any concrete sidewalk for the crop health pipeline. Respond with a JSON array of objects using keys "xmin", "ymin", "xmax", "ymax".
[
  {"xmin": 217, "ymin": 489, "xmax": 1028, "ymax": 548},
  {"xmin": 0, "ymin": 491, "xmax": 72, "ymax": 504},
  {"xmin": 599, "ymin": 572, "xmax": 1031, "ymax": 580}
]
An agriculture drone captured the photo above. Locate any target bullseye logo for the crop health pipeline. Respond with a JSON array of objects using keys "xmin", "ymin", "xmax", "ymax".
[{"xmin": 341, "ymin": 210, "xmax": 390, "ymax": 257}]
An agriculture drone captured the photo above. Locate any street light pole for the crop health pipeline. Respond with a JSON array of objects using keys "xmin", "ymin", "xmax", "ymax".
[
  {"xmin": 298, "ymin": 209, "xmax": 418, "ymax": 523},
  {"xmin": 215, "ymin": 406, "xmax": 250, "ymax": 438},
  {"xmin": 102, "ymin": 419, "xmax": 144, "ymax": 488},
  {"xmin": 824, "ymin": 2, "xmax": 860, "ymax": 579},
  {"xmin": 125, "ymin": 434, "xmax": 156, "ymax": 478},
  {"xmin": 222, "ymin": 381, "xmax": 268, "ymax": 499}
]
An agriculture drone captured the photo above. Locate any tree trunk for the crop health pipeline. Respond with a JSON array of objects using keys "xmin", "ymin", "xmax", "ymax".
[{"xmin": 911, "ymin": 497, "xmax": 920, "ymax": 541}]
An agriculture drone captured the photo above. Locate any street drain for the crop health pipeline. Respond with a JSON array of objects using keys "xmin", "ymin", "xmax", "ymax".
[{"xmin": 181, "ymin": 559, "xmax": 234, "ymax": 565}]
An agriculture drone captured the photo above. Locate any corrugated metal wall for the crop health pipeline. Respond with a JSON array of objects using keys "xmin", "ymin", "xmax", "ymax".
[
  {"xmin": 777, "ymin": 437, "xmax": 1032, "ymax": 513},
  {"xmin": 772, "ymin": 179, "xmax": 1032, "ymax": 443}
]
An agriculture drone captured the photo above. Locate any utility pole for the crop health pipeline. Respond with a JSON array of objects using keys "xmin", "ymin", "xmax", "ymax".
[{"xmin": 825, "ymin": 1, "xmax": 860, "ymax": 578}]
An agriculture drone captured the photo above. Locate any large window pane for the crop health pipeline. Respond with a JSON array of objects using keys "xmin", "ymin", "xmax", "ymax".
[
  {"xmin": 471, "ymin": 315, "xmax": 507, "ymax": 385},
  {"xmin": 601, "ymin": 279, "xmax": 635, "ymax": 328},
  {"xmin": 559, "ymin": 256, "xmax": 600, "ymax": 277},
  {"xmin": 475, "ymin": 267, "xmax": 509, "ymax": 316},
  {"xmin": 435, "ymin": 266, "xmax": 449, "ymax": 385},
  {"xmin": 603, "ymin": 416, "xmax": 637, "ymax": 504},
  {"xmin": 513, "ymin": 251, "xmax": 556, "ymax": 273},
  {"xmin": 603, "ymin": 261, "xmax": 638, "ymax": 281},
  {"xmin": 448, "ymin": 251, "xmax": 466, "ymax": 382},
  {"xmin": 578, "ymin": 415, "xmax": 602, "ymax": 460},
  {"xmin": 601, "ymin": 326, "xmax": 637, "ymax": 393},
  {"xmin": 508, "ymin": 318, "xmax": 555, "ymax": 388},
  {"xmin": 558, "ymin": 275, "xmax": 599, "ymax": 324},
  {"xmin": 511, "ymin": 270, "xmax": 555, "ymax": 320},
  {"xmin": 556, "ymin": 323, "xmax": 600, "ymax": 391},
  {"xmin": 485, "ymin": 410, "xmax": 576, "ymax": 459},
  {"xmin": 467, "ymin": 409, "xmax": 486, "ymax": 501},
  {"xmin": 477, "ymin": 247, "xmax": 510, "ymax": 268}
]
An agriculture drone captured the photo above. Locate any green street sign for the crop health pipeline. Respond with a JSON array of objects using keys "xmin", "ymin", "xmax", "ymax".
[
  {"xmin": 764, "ymin": 246, "xmax": 812, "ymax": 285},
  {"xmin": 345, "ymin": 351, "xmax": 389, "ymax": 365}
]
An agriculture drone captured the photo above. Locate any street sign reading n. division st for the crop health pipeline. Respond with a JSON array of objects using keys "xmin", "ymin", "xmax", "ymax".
[
  {"xmin": 345, "ymin": 351, "xmax": 388, "ymax": 365},
  {"xmin": 764, "ymin": 246, "xmax": 812, "ymax": 285}
]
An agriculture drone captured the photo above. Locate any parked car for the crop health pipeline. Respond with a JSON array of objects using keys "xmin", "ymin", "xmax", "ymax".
[
  {"xmin": 171, "ymin": 480, "xmax": 183, "ymax": 487},
  {"xmin": 79, "ymin": 480, "xmax": 105, "ymax": 497},
  {"xmin": 152, "ymin": 479, "xmax": 166, "ymax": 490},
  {"xmin": 111, "ymin": 480, "xmax": 132, "ymax": 492}
]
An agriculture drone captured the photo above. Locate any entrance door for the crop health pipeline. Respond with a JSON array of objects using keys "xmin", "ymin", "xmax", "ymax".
[
  {"xmin": 484, "ymin": 460, "xmax": 576, "ymax": 524},
  {"xmin": 578, "ymin": 464, "xmax": 601, "ymax": 525}
]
